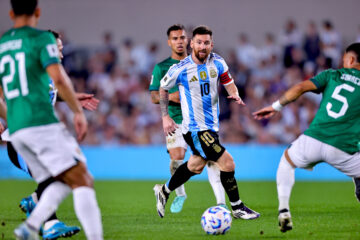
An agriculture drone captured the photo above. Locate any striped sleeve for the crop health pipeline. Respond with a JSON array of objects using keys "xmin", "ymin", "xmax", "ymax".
[
  {"xmin": 160, "ymin": 64, "xmax": 179, "ymax": 90},
  {"xmin": 213, "ymin": 54, "xmax": 234, "ymax": 85}
]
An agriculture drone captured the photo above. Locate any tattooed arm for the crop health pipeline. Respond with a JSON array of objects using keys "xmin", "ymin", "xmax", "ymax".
[
  {"xmin": 159, "ymin": 87, "xmax": 170, "ymax": 117},
  {"xmin": 160, "ymin": 87, "xmax": 177, "ymax": 136}
]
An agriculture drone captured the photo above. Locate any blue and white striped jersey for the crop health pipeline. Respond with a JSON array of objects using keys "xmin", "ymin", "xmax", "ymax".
[{"xmin": 160, "ymin": 53, "xmax": 234, "ymax": 133}]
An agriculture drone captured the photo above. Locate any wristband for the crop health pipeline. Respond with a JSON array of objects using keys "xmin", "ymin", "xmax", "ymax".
[{"xmin": 272, "ymin": 100, "xmax": 283, "ymax": 111}]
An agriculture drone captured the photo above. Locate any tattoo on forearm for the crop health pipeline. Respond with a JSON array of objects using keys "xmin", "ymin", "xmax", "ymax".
[
  {"xmin": 159, "ymin": 89, "xmax": 169, "ymax": 117},
  {"xmin": 279, "ymin": 95, "xmax": 293, "ymax": 106}
]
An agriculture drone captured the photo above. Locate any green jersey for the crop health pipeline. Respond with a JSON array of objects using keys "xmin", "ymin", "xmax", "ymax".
[
  {"xmin": 0, "ymin": 26, "xmax": 60, "ymax": 134},
  {"xmin": 149, "ymin": 57, "xmax": 182, "ymax": 124},
  {"xmin": 304, "ymin": 68, "xmax": 360, "ymax": 154}
]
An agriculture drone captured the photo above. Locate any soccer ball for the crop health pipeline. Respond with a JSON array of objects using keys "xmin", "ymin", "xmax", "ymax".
[{"xmin": 201, "ymin": 206, "xmax": 232, "ymax": 235}]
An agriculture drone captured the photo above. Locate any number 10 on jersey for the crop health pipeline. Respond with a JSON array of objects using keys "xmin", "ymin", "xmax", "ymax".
[{"xmin": 201, "ymin": 83, "xmax": 210, "ymax": 96}]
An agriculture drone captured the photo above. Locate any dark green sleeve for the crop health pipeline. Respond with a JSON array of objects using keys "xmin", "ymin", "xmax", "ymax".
[
  {"xmin": 310, "ymin": 70, "xmax": 333, "ymax": 93},
  {"xmin": 149, "ymin": 64, "xmax": 162, "ymax": 91},
  {"xmin": 38, "ymin": 32, "xmax": 61, "ymax": 69}
]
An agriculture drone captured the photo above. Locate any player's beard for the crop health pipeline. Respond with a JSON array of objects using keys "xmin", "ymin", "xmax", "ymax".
[{"xmin": 194, "ymin": 49, "xmax": 209, "ymax": 62}]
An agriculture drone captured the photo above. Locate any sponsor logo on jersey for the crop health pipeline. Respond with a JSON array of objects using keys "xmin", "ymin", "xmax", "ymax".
[
  {"xmin": 190, "ymin": 76, "xmax": 198, "ymax": 83},
  {"xmin": 210, "ymin": 68, "xmax": 217, "ymax": 78},
  {"xmin": 200, "ymin": 71, "xmax": 207, "ymax": 80}
]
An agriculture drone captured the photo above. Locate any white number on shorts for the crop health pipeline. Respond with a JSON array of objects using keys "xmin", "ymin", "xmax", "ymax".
[
  {"xmin": 326, "ymin": 83, "xmax": 354, "ymax": 119},
  {"xmin": 0, "ymin": 52, "xmax": 29, "ymax": 100}
]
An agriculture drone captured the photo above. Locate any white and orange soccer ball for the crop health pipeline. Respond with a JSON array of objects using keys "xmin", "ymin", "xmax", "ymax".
[{"xmin": 201, "ymin": 206, "xmax": 232, "ymax": 235}]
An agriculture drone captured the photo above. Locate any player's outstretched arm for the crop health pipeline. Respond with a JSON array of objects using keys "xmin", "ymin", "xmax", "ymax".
[
  {"xmin": 159, "ymin": 87, "xmax": 177, "ymax": 136},
  {"xmin": 253, "ymin": 80, "xmax": 317, "ymax": 120},
  {"xmin": 46, "ymin": 64, "xmax": 87, "ymax": 141},
  {"xmin": 224, "ymin": 82, "xmax": 245, "ymax": 105}
]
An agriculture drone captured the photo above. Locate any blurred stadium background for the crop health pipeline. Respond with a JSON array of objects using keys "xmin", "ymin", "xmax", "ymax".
[{"xmin": 0, "ymin": 0, "xmax": 360, "ymax": 180}]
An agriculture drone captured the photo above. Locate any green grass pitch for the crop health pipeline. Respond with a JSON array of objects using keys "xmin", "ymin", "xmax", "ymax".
[{"xmin": 0, "ymin": 180, "xmax": 359, "ymax": 239}]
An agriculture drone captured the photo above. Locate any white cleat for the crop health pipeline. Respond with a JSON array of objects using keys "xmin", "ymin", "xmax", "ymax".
[
  {"xmin": 14, "ymin": 223, "xmax": 39, "ymax": 240},
  {"xmin": 232, "ymin": 204, "xmax": 260, "ymax": 220},
  {"xmin": 153, "ymin": 184, "xmax": 168, "ymax": 218},
  {"xmin": 278, "ymin": 210, "xmax": 293, "ymax": 233}
]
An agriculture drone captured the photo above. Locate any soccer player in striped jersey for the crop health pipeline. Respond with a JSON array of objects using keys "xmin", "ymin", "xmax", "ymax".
[
  {"xmin": 153, "ymin": 25, "xmax": 260, "ymax": 220},
  {"xmin": 149, "ymin": 24, "xmax": 225, "ymax": 213},
  {"xmin": 253, "ymin": 43, "xmax": 360, "ymax": 233}
]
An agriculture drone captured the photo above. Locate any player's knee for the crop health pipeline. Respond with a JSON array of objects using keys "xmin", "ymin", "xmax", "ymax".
[
  {"xmin": 222, "ymin": 160, "xmax": 235, "ymax": 172},
  {"xmin": 58, "ymin": 162, "xmax": 94, "ymax": 188},
  {"xmin": 70, "ymin": 172, "xmax": 93, "ymax": 188},
  {"xmin": 169, "ymin": 149, "xmax": 185, "ymax": 160},
  {"xmin": 218, "ymin": 152, "xmax": 235, "ymax": 172},
  {"xmin": 170, "ymin": 153, "xmax": 185, "ymax": 161},
  {"xmin": 187, "ymin": 161, "xmax": 205, "ymax": 174}
]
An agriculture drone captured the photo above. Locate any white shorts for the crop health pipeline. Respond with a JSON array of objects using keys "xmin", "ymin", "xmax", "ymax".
[
  {"xmin": 288, "ymin": 134, "xmax": 360, "ymax": 178},
  {"xmin": 11, "ymin": 123, "xmax": 86, "ymax": 183},
  {"xmin": 165, "ymin": 125, "xmax": 187, "ymax": 150}
]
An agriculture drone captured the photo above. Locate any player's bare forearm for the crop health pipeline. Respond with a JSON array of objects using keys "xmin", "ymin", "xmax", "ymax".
[
  {"xmin": 279, "ymin": 80, "xmax": 317, "ymax": 106},
  {"xmin": 151, "ymin": 91, "xmax": 160, "ymax": 104},
  {"xmin": 224, "ymin": 82, "xmax": 238, "ymax": 97},
  {"xmin": 47, "ymin": 64, "xmax": 83, "ymax": 114},
  {"xmin": 159, "ymin": 87, "xmax": 170, "ymax": 117},
  {"xmin": 224, "ymin": 82, "xmax": 245, "ymax": 105},
  {"xmin": 253, "ymin": 80, "xmax": 317, "ymax": 120}
]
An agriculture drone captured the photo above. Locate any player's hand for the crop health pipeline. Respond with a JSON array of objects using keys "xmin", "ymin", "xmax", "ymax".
[
  {"xmin": 162, "ymin": 115, "xmax": 178, "ymax": 136},
  {"xmin": 76, "ymin": 93, "xmax": 100, "ymax": 111},
  {"xmin": 252, "ymin": 106, "xmax": 277, "ymax": 120},
  {"xmin": 169, "ymin": 92, "xmax": 180, "ymax": 104},
  {"xmin": 73, "ymin": 112, "xmax": 88, "ymax": 142},
  {"xmin": 227, "ymin": 95, "xmax": 245, "ymax": 106}
]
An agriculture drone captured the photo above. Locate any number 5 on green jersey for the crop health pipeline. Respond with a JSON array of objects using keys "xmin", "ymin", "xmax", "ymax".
[{"xmin": 326, "ymin": 83, "xmax": 355, "ymax": 119}]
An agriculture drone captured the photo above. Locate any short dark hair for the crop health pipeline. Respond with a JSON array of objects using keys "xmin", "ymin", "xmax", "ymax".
[
  {"xmin": 166, "ymin": 24, "xmax": 185, "ymax": 37},
  {"xmin": 11, "ymin": 0, "xmax": 38, "ymax": 16},
  {"xmin": 47, "ymin": 30, "xmax": 60, "ymax": 39},
  {"xmin": 323, "ymin": 20, "xmax": 333, "ymax": 29},
  {"xmin": 192, "ymin": 25, "xmax": 212, "ymax": 38},
  {"xmin": 345, "ymin": 43, "xmax": 360, "ymax": 63}
]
